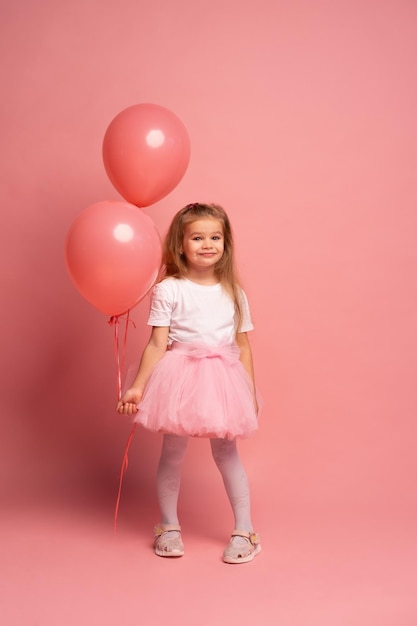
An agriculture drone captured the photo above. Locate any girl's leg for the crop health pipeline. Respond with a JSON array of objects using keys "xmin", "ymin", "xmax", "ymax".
[
  {"xmin": 211, "ymin": 438, "xmax": 260, "ymax": 562},
  {"xmin": 157, "ymin": 434, "xmax": 188, "ymax": 525},
  {"xmin": 210, "ymin": 438, "xmax": 253, "ymax": 531}
]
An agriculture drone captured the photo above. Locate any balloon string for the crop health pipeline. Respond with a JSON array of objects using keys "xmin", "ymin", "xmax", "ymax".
[
  {"xmin": 109, "ymin": 311, "xmax": 135, "ymax": 400},
  {"xmin": 114, "ymin": 423, "xmax": 137, "ymax": 534},
  {"xmin": 108, "ymin": 311, "xmax": 138, "ymax": 532},
  {"xmin": 121, "ymin": 309, "xmax": 131, "ymax": 385},
  {"xmin": 111, "ymin": 316, "xmax": 122, "ymax": 400}
]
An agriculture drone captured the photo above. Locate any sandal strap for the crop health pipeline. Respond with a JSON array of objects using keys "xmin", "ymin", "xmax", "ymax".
[
  {"xmin": 230, "ymin": 530, "xmax": 260, "ymax": 545},
  {"xmin": 154, "ymin": 523, "xmax": 181, "ymax": 537}
]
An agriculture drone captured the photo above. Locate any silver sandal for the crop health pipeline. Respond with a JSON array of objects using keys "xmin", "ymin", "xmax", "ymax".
[
  {"xmin": 223, "ymin": 530, "xmax": 261, "ymax": 564},
  {"xmin": 154, "ymin": 524, "xmax": 184, "ymax": 557}
]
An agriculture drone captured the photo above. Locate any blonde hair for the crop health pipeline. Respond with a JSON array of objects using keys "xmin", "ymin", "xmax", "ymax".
[{"xmin": 161, "ymin": 203, "xmax": 244, "ymax": 331}]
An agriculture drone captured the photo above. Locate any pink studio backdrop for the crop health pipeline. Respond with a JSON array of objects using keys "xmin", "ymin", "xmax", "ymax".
[{"xmin": 1, "ymin": 1, "xmax": 417, "ymax": 625}]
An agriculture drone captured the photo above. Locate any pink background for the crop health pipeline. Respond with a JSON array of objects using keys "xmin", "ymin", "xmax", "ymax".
[{"xmin": 1, "ymin": 1, "xmax": 417, "ymax": 624}]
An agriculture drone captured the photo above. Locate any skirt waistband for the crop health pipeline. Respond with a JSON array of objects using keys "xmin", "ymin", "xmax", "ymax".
[{"xmin": 169, "ymin": 341, "xmax": 240, "ymax": 363}]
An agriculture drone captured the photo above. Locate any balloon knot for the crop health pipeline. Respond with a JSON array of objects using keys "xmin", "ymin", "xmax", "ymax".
[{"xmin": 108, "ymin": 314, "xmax": 136, "ymax": 329}]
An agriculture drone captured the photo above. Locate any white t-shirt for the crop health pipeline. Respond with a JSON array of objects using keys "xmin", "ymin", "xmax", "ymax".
[{"xmin": 148, "ymin": 277, "xmax": 254, "ymax": 346}]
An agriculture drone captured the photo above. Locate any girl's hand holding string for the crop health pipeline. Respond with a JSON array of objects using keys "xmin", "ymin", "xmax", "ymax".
[{"xmin": 116, "ymin": 388, "xmax": 143, "ymax": 415}]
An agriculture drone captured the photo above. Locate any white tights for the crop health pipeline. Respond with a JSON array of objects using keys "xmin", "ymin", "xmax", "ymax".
[{"xmin": 157, "ymin": 434, "xmax": 253, "ymax": 531}]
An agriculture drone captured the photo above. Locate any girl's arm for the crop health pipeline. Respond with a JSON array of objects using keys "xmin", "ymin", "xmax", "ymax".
[
  {"xmin": 116, "ymin": 325, "xmax": 169, "ymax": 415},
  {"xmin": 235, "ymin": 331, "xmax": 258, "ymax": 413}
]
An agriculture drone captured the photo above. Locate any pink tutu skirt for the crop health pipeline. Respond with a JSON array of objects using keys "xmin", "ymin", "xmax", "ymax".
[{"xmin": 134, "ymin": 342, "xmax": 258, "ymax": 440}]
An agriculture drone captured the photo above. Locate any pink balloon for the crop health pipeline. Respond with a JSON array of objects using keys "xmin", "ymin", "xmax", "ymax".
[
  {"xmin": 102, "ymin": 103, "xmax": 191, "ymax": 207},
  {"xmin": 65, "ymin": 201, "xmax": 162, "ymax": 316}
]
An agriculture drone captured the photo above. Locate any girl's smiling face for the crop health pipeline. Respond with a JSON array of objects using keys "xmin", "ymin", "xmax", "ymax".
[{"xmin": 182, "ymin": 218, "xmax": 224, "ymax": 275}]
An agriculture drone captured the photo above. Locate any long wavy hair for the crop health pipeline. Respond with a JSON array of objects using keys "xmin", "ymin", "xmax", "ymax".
[{"xmin": 160, "ymin": 202, "xmax": 244, "ymax": 331}]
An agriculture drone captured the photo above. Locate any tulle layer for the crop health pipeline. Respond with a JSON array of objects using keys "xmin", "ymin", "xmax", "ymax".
[{"xmin": 134, "ymin": 342, "xmax": 258, "ymax": 440}]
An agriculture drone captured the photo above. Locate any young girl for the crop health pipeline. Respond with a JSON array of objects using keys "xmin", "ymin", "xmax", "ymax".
[{"xmin": 116, "ymin": 203, "xmax": 260, "ymax": 564}]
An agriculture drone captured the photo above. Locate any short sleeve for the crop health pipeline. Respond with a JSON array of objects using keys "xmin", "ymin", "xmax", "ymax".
[
  {"xmin": 147, "ymin": 282, "xmax": 172, "ymax": 327},
  {"xmin": 238, "ymin": 288, "xmax": 254, "ymax": 333}
]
